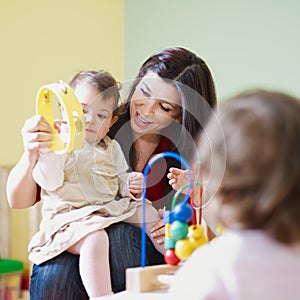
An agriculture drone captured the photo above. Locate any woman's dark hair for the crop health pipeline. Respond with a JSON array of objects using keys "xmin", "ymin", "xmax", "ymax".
[{"xmin": 118, "ymin": 47, "xmax": 217, "ymax": 166}]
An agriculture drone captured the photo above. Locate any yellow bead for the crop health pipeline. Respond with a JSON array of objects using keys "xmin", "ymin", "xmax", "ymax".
[
  {"xmin": 175, "ymin": 239, "xmax": 195, "ymax": 260},
  {"xmin": 216, "ymin": 224, "xmax": 225, "ymax": 236},
  {"xmin": 187, "ymin": 224, "xmax": 204, "ymax": 240},
  {"xmin": 165, "ymin": 224, "xmax": 171, "ymax": 238},
  {"xmin": 189, "ymin": 236, "xmax": 207, "ymax": 249}
]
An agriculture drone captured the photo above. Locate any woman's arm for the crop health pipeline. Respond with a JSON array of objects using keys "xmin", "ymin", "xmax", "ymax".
[{"xmin": 6, "ymin": 115, "xmax": 54, "ymax": 208}]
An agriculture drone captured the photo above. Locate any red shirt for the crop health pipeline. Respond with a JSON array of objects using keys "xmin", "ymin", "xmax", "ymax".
[
  {"xmin": 142, "ymin": 136, "xmax": 196, "ymax": 224},
  {"xmin": 142, "ymin": 136, "xmax": 169, "ymax": 203}
]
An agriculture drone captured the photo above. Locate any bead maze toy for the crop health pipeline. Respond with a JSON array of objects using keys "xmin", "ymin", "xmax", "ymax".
[
  {"xmin": 36, "ymin": 80, "xmax": 85, "ymax": 154},
  {"xmin": 126, "ymin": 152, "xmax": 208, "ymax": 293},
  {"xmin": 164, "ymin": 182, "xmax": 208, "ymax": 265}
]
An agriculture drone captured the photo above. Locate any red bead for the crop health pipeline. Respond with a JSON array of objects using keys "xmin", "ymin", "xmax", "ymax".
[{"xmin": 164, "ymin": 249, "xmax": 181, "ymax": 265}]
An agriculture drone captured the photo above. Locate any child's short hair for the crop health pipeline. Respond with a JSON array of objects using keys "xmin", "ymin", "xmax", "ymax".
[
  {"xmin": 69, "ymin": 70, "xmax": 121, "ymax": 114},
  {"xmin": 199, "ymin": 90, "xmax": 300, "ymax": 244}
]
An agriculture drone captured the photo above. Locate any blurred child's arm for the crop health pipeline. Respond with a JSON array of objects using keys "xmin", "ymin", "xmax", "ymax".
[{"xmin": 167, "ymin": 167, "xmax": 189, "ymax": 193}]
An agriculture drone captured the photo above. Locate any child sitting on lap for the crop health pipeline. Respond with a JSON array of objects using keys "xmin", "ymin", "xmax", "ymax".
[{"xmin": 30, "ymin": 70, "xmax": 163, "ymax": 300}]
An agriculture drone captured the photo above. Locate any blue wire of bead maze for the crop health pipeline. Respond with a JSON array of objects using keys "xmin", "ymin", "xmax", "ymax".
[{"xmin": 141, "ymin": 151, "xmax": 193, "ymax": 267}]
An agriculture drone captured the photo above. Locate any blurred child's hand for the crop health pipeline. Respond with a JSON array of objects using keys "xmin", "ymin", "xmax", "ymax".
[
  {"xmin": 167, "ymin": 167, "xmax": 189, "ymax": 193},
  {"xmin": 128, "ymin": 172, "xmax": 144, "ymax": 195}
]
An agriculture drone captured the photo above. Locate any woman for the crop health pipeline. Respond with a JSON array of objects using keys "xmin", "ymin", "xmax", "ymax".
[{"xmin": 7, "ymin": 47, "xmax": 216, "ymax": 299}]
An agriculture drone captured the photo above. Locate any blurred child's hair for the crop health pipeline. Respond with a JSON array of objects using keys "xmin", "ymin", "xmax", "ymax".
[
  {"xmin": 199, "ymin": 90, "xmax": 300, "ymax": 244},
  {"xmin": 69, "ymin": 70, "xmax": 121, "ymax": 114}
]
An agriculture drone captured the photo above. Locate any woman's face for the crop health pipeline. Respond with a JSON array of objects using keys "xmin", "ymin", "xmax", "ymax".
[{"xmin": 130, "ymin": 71, "xmax": 182, "ymax": 136}]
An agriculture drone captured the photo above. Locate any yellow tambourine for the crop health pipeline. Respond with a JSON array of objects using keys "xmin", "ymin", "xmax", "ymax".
[{"xmin": 36, "ymin": 80, "xmax": 85, "ymax": 154}]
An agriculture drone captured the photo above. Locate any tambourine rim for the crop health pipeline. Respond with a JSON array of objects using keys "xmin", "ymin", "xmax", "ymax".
[{"xmin": 36, "ymin": 81, "xmax": 85, "ymax": 154}]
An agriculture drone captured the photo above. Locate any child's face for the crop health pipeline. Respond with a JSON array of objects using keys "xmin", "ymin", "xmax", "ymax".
[{"xmin": 74, "ymin": 83, "xmax": 118, "ymax": 144}]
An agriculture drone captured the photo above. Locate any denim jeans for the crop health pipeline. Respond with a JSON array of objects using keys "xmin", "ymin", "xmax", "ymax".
[{"xmin": 30, "ymin": 222, "xmax": 164, "ymax": 299}]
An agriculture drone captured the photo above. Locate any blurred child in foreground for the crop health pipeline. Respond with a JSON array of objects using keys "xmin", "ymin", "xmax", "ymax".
[{"xmin": 169, "ymin": 90, "xmax": 300, "ymax": 300}]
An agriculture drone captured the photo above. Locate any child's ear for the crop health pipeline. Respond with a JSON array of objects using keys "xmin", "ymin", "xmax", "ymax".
[{"xmin": 110, "ymin": 116, "xmax": 118, "ymax": 127}]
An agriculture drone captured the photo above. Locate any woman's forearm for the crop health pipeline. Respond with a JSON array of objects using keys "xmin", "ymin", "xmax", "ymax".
[{"xmin": 6, "ymin": 152, "xmax": 38, "ymax": 208}]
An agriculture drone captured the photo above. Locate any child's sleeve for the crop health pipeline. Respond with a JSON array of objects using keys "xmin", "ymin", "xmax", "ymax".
[
  {"xmin": 111, "ymin": 140, "xmax": 139, "ymax": 199},
  {"xmin": 32, "ymin": 151, "xmax": 66, "ymax": 191}
]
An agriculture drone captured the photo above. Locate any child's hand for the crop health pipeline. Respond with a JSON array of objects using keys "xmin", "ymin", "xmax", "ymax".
[
  {"xmin": 22, "ymin": 115, "xmax": 54, "ymax": 164},
  {"xmin": 128, "ymin": 172, "xmax": 144, "ymax": 195},
  {"xmin": 167, "ymin": 167, "xmax": 189, "ymax": 193}
]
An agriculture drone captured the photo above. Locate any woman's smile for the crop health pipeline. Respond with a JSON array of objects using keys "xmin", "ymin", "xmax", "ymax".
[{"xmin": 134, "ymin": 111, "xmax": 154, "ymax": 127}]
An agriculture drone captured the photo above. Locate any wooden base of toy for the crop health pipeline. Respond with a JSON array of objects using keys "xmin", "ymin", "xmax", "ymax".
[
  {"xmin": 107, "ymin": 291, "xmax": 172, "ymax": 299},
  {"xmin": 126, "ymin": 264, "xmax": 179, "ymax": 293}
]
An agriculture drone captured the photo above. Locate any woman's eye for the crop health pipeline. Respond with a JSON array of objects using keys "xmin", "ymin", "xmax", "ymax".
[
  {"xmin": 159, "ymin": 103, "xmax": 171, "ymax": 112},
  {"xmin": 140, "ymin": 87, "xmax": 151, "ymax": 97}
]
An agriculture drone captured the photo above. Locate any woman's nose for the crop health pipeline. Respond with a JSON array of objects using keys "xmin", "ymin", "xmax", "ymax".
[{"xmin": 142, "ymin": 98, "xmax": 156, "ymax": 115}]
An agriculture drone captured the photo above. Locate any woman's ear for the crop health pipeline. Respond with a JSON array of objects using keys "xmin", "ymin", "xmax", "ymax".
[{"xmin": 175, "ymin": 114, "xmax": 182, "ymax": 123}]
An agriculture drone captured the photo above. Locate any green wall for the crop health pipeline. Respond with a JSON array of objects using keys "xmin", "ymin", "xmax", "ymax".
[{"xmin": 125, "ymin": 0, "xmax": 300, "ymax": 100}]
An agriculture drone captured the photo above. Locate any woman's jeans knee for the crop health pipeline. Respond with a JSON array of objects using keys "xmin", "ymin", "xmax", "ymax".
[
  {"xmin": 30, "ymin": 252, "xmax": 88, "ymax": 300},
  {"xmin": 30, "ymin": 222, "xmax": 164, "ymax": 298}
]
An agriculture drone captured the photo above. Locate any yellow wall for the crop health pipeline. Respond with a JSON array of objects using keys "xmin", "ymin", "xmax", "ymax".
[{"xmin": 0, "ymin": 0, "xmax": 124, "ymax": 262}]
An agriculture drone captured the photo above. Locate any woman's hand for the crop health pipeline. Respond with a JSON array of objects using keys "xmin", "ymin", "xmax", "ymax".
[
  {"xmin": 22, "ymin": 115, "xmax": 54, "ymax": 165},
  {"xmin": 167, "ymin": 167, "xmax": 189, "ymax": 192},
  {"xmin": 150, "ymin": 208, "xmax": 165, "ymax": 245}
]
